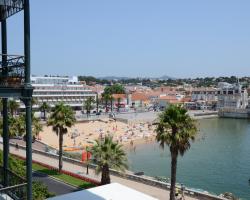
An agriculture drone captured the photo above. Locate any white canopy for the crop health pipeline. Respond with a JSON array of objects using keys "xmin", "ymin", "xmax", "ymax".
[{"xmin": 48, "ymin": 183, "xmax": 158, "ymax": 200}]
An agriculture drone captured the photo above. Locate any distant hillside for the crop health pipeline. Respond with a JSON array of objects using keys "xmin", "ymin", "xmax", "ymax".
[
  {"xmin": 98, "ymin": 75, "xmax": 175, "ymax": 81},
  {"xmin": 158, "ymin": 75, "xmax": 176, "ymax": 80},
  {"xmin": 98, "ymin": 76, "xmax": 131, "ymax": 80}
]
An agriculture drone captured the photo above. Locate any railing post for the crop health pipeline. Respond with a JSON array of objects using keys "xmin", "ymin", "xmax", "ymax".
[
  {"xmin": 24, "ymin": 0, "xmax": 31, "ymax": 86},
  {"xmin": 1, "ymin": 19, "xmax": 9, "ymax": 187},
  {"xmin": 24, "ymin": 0, "xmax": 32, "ymax": 199},
  {"xmin": 23, "ymin": 98, "xmax": 32, "ymax": 200}
]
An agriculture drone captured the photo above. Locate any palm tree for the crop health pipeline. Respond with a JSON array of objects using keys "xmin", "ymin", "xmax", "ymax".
[
  {"xmin": 96, "ymin": 94, "xmax": 99, "ymax": 113},
  {"xmin": 84, "ymin": 97, "xmax": 95, "ymax": 118},
  {"xmin": 39, "ymin": 102, "xmax": 50, "ymax": 120},
  {"xmin": 32, "ymin": 114, "xmax": 43, "ymax": 138},
  {"xmin": 0, "ymin": 116, "xmax": 24, "ymax": 138},
  {"xmin": 47, "ymin": 103, "xmax": 76, "ymax": 172},
  {"xmin": 31, "ymin": 98, "xmax": 38, "ymax": 108},
  {"xmin": 91, "ymin": 136, "xmax": 128, "ymax": 185},
  {"xmin": 117, "ymin": 97, "xmax": 121, "ymax": 112},
  {"xmin": 8, "ymin": 99, "xmax": 20, "ymax": 116},
  {"xmin": 110, "ymin": 95, "xmax": 114, "ymax": 112},
  {"xmin": 155, "ymin": 105, "xmax": 198, "ymax": 200},
  {"xmin": 101, "ymin": 93, "xmax": 110, "ymax": 113}
]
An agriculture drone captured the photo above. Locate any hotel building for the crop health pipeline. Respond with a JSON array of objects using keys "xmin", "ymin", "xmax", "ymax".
[{"xmin": 20, "ymin": 76, "xmax": 96, "ymax": 109}]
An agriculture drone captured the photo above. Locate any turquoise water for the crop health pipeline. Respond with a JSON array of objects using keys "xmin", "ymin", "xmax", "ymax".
[{"xmin": 126, "ymin": 118, "xmax": 250, "ymax": 200}]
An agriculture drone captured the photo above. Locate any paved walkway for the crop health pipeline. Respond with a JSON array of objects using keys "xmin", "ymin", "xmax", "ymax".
[
  {"xmin": 1, "ymin": 144, "xmax": 198, "ymax": 200},
  {"xmin": 33, "ymin": 171, "xmax": 78, "ymax": 195}
]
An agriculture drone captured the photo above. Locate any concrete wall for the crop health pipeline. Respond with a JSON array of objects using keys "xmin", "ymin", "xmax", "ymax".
[{"xmin": 218, "ymin": 108, "xmax": 250, "ymax": 119}]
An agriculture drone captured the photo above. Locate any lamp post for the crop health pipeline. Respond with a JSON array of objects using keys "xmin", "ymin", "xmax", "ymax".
[{"xmin": 86, "ymin": 146, "xmax": 90, "ymax": 175}]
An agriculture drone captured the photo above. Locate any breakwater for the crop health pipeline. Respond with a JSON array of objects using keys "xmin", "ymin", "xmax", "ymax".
[{"xmin": 218, "ymin": 108, "xmax": 250, "ymax": 119}]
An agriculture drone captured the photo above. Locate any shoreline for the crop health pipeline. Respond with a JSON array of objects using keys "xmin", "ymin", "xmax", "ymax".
[
  {"xmin": 38, "ymin": 118, "xmax": 157, "ymax": 151},
  {"xmin": 38, "ymin": 112, "xmax": 218, "ymax": 151}
]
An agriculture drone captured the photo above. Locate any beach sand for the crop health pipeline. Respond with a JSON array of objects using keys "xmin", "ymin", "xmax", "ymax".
[{"xmin": 38, "ymin": 118, "xmax": 156, "ymax": 150}]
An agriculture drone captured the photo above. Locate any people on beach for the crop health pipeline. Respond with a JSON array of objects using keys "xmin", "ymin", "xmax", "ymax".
[
  {"xmin": 180, "ymin": 184, "xmax": 185, "ymax": 200},
  {"xmin": 175, "ymin": 187, "xmax": 180, "ymax": 198}
]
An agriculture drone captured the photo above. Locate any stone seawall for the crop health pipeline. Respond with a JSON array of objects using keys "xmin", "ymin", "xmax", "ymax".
[{"xmin": 218, "ymin": 108, "xmax": 250, "ymax": 119}]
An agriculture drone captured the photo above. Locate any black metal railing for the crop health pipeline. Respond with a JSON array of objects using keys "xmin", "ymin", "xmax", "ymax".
[
  {"xmin": 0, "ymin": 0, "xmax": 24, "ymax": 21},
  {"xmin": 0, "ymin": 183, "xmax": 27, "ymax": 200},
  {"xmin": 0, "ymin": 54, "xmax": 25, "ymax": 87},
  {"xmin": 0, "ymin": 166, "xmax": 27, "ymax": 200}
]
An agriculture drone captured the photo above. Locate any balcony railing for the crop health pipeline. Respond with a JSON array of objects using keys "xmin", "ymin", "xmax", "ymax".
[
  {"xmin": 0, "ymin": 166, "xmax": 27, "ymax": 200},
  {"xmin": 0, "ymin": 54, "xmax": 25, "ymax": 88},
  {"xmin": 0, "ymin": 0, "xmax": 24, "ymax": 21}
]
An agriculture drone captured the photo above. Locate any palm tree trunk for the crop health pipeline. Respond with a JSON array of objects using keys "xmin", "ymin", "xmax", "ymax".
[
  {"xmin": 170, "ymin": 150, "xmax": 178, "ymax": 200},
  {"xmin": 111, "ymin": 99, "xmax": 113, "ymax": 112},
  {"xmin": 105, "ymin": 100, "xmax": 108, "ymax": 113},
  {"xmin": 96, "ymin": 96, "xmax": 99, "ymax": 113},
  {"xmin": 117, "ymin": 98, "xmax": 120, "ymax": 112},
  {"xmin": 43, "ymin": 110, "xmax": 46, "ymax": 120},
  {"xmin": 59, "ymin": 132, "xmax": 63, "ymax": 172},
  {"xmin": 101, "ymin": 164, "xmax": 110, "ymax": 185}
]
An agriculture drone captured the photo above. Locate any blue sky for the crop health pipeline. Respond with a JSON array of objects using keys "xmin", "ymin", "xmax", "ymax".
[{"xmin": 5, "ymin": 0, "xmax": 250, "ymax": 78}]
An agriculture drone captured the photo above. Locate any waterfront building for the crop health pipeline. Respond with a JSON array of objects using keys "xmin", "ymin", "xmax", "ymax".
[
  {"xmin": 28, "ymin": 76, "xmax": 96, "ymax": 110},
  {"xmin": 191, "ymin": 87, "xmax": 217, "ymax": 110},
  {"xmin": 157, "ymin": 95, "xmax": 180, "ymax": 108},
  {"xmin": 112, "ymin": 94, "xmax": 127, "ymax": 110},
  {"xmin": 128, "ymin": 92, "xmax": 150, "ymax": 108},
  {"xmin": 217, "ymin": 82, "xmax": 248, "ymax": 109},
  {"xmin": 191, "ymin": 87, "xmax": 217, "ymax": 102}
]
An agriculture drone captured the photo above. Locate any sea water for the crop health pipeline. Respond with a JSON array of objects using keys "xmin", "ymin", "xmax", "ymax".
[{"xmin": 126, "ymin": 118, "xmax": 250, "ymax": 200}]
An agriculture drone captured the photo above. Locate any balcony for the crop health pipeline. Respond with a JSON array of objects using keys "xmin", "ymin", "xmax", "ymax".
[
  {"xmin": 0, "ymin": 0, "xmax": 24, "ymax": 21},
  {"xmin": 0, "ymin": 54, "xmax": 28, "ymax": 97},
  {"xmin": 0, "ymin": 166, "xmax": 27, "ymax": 200},
  {"xmin": 0, "ymin": 54, "xmax": 25, "ymax": 87}
]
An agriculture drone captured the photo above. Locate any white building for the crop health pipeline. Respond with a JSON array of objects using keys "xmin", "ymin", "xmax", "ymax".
[
  {"xmin": 191, "ymin": 87, "xmax": 217, "ymax": 110},
  {"xmin": 25, "ymin": 76, "xmax": 96, "ymax": 109},
  {"xmin": 217, "ymin": 82, "xmax": 248, "ymax": 109},
  {"xmin": 191, "ymin": 87, "xmax": 217, "ymax": 102}
]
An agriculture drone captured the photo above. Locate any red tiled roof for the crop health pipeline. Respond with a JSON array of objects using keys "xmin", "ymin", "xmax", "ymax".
[
  {"xmin": 112, "ymin": 94, "xmax": 126, "ymax": 99},
  {"xmin": 131, "ymin": 93, "xmax": 149, "ymax": 101},
  {"xmin": 159, "ymin": 96, "xmax": 177, "ymax": 101}
]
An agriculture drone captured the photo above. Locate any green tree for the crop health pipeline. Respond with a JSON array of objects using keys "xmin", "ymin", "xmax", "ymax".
[
  {"xmin": 91, "ymin": 136, "xmax": 128, "ymax": 185},
  {"xmin": 8, "ymin": 99, "xmax": 20, "ymax": 116},
  {"xmin": 117, "ymin": 97, "xmax": 121, "ymax": 112},
  {"xmin": 104, "ymin": 84, "xmax": 125, "ymax": 94},
  {"xmin": 47, "ymin": 103, "xmax": 76, "ymax": 172},
  {"xmin": 110, "ymin": 95, "xmax": 114, "ymax": 112},
  {"xmin": 0, "ymin": 116, "xmax": 25, "ymax": 138},
  {"xmin": 101, "ymin": 93, "xmax": 111, "ymax": 113},
  {"xmin": 32, "ymin": 181, "xmax": 55, "ymax": 200},
  {"xmin": 32, "ymin": 114, "xmax": 43, "ymax": 137},
  {"xmin": 0, "ymin": 150, "xmax": 54, "ymax": 199},
  {"xmin": 0, "ymin": 113, "xmax": 43, "ymax": 139},
  {"xmin": 96, "ymin": 94, "xmax": 99, "ymax": 113},
  {"xmin": 39, "ymin": 102, "xmax": 50, "ymax": 120},
  {"xmin": 155, "ymin": 105, "xmax": 198, "ymax": 200},
  {"xmin": 84, "ymin": 97, "xmax": 95, "ymax": 118},
  {"xmin": 31, "ymin": 98, "xmax": 38, "ymax": 107}
]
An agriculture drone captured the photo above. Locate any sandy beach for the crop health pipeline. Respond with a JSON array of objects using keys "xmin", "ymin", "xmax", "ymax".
[{"xmin": 39, "ymin": 118, "xmax": 156, "ymax": 151}]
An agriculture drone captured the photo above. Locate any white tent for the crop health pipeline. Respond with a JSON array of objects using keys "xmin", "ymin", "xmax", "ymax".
[{"xmin": 48, "ymin": 183, "xmax": 158, "ymax": 200}]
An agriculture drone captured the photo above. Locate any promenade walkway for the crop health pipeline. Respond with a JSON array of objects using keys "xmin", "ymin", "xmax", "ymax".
[{"xmin": 1, "ymin": 144, "xmax": 198, "ymax": 200}]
